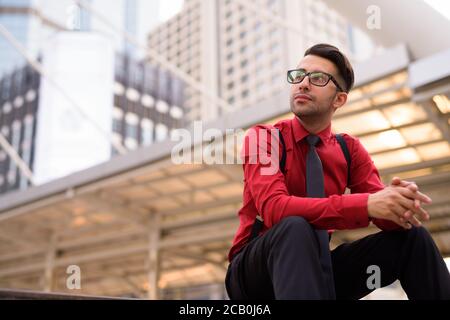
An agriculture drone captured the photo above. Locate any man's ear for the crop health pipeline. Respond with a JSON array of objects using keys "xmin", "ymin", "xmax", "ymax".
[{"xmin": 333, "ymin": 92, "xmax": 348, "ymax": 110}]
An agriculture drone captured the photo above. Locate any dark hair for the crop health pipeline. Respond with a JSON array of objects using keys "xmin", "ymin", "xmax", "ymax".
[{"xmin": 304, "ymin": 43, "xmax": 354, "ymax": 93}]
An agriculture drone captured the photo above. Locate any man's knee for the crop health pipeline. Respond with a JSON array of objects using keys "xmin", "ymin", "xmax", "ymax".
[
  {"xmin": 278, "ymin": 216, "xmax": 311, "ymax": 230},
  {"xmin": 406, "ymin": 226, "xmax": 434, "ymax": 243},
  {"xmin": 272, "ymin": 216, "xmax": 316, "ymax": 243}
]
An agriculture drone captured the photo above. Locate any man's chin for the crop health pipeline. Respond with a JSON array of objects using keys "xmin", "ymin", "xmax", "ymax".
[{"xmin": 291, "ymin": 104, "xmax": 311, "ymax": 116}]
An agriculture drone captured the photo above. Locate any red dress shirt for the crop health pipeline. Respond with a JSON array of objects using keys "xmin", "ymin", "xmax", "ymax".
[{"xmin": 228, "ymin": 116, "xmax": 400, "ymax": 262}]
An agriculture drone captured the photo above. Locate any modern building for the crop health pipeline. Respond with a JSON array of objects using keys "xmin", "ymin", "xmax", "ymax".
[
  {"xmin": 0, "ymin": 0, "xmax": 161, "ymax": 77},
  {"xmin": 112, "ymin": 52, "xmax": 186, "ymax": 154},
  {"xmin": 147, "ymin": 0, "xmax": 352, "ymax": 122},
  {"xmin": 0, "ymin": 32, "xmax": 186, "ymax": 194},
  {"xmin": 0, "ymin": 0, "xmax": 186, "ymax": 193},
  {"xmin": 0, "ymin": 64, "xmax": 40, "ymax": 194}
]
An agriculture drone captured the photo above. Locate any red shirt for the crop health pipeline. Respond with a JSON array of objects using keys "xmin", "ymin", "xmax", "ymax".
[{"xmin": 228, "ymin": 116, "xmax": 400, "ymax": 262}]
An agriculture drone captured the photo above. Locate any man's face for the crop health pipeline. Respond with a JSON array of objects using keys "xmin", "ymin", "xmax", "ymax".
[{"xmin": 289, "ymin": 54, "xmax": 344, "ymax": 118}]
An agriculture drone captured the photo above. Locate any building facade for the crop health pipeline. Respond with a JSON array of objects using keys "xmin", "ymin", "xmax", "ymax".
[
  {"xmin": 147, "ymin": 0, "xmax": 352, "ymax": 122},
  {"xmin": 112, "ymin": 53, "xmax": 186, "ymax": 154},
  {"xmin": 0, "ymin": 50, "xmax": 186, "ymax": 194},
  {"xmin": 0, "ymin": 0, "xmax": 161, "ymax": 76},
  {"xmin": 0, "ymin": 64, "xmax": 40, "ymax": 194}
]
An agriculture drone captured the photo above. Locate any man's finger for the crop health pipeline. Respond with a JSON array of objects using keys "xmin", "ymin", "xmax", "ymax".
[
  {"xmin": 397, "ymin": 215, "xmax": 412, "ymax": 229},
  {"xmin": 397, "ymin": 187, "xmax": 432, "ymax": 204},
  {"xmin": 397, "ymin": 195, "xmax": 430, "ymax": 222},
  {"xmin": 401, "ymin": 211, "xmax": 422, "ymax": 227},
  {"xmin": 391, "ymin": 177, "xmax": 415, "ymax": 188}
]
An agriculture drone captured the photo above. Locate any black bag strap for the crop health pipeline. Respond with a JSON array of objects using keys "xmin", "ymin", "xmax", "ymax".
[
  {"xmin": 278, "ymin": 128, "xmax": 287, "ymax": 174},
  {"xmin": 335, "ymin": 134, "xmax": 351, "ymax": 186},
  {"xmin": 249, "ymin": 130, "xmax": 351, "ymax": 242}
]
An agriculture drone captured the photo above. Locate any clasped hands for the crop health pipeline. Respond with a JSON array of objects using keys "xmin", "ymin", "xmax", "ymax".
[{"xmin": 367, "ymin": 177, "xmax": 432, "ymax": 229}]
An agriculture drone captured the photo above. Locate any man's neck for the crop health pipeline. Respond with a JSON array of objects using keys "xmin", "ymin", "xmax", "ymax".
[{"xmin": 296, "ymin": 115, "xmax": 331, "ymax": 135}]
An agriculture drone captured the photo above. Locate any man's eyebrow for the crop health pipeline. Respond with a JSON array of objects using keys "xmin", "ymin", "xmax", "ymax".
[{"xmin": 295, "ymin": 67, "xmax": 328, "ymax": 74}]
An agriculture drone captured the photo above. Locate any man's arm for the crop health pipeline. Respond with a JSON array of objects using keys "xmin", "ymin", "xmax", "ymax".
[
  {"xmin": 242, "ymin": 125, "xmax": 370, "ymax": 230},
  {"xmin": 348, "ymin": 135, "xmax": 431, "ymax": 230}
]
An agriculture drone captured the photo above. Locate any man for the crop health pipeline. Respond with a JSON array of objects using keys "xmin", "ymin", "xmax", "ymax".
[{"xmin": 225, "ymin": 43, "xmax": 450, "ymax": 300}]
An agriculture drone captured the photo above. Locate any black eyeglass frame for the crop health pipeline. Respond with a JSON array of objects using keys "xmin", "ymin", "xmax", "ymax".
[{"xmin": 287, "ymin": 69, "xmax": 346, "ymax": 92}]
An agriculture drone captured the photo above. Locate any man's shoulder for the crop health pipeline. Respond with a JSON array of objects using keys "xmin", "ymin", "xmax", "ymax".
[
  {"xmin": 274, "ymin": 118, "xmax": 292, "ymax": 132},
  {"xmin": 333, "ymin": 132, "xmax": 370, "ymax": 157},
  {"xmin": 247, "ymin": 118, "xmax": 291, "ymax": 134},
  {"xmin": 333, "ymin": 132, "xmax": 359, "ymax": 146}
]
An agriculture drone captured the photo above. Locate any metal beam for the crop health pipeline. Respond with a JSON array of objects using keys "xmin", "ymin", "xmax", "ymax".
[
  {"xmin": 43, "ymin": 233, "xmax": 57, "ymax": 292},
  {"xmin": 379, "ymin": 157, "xmax": 450, "ymax": 175},
  {"xmin": 161, "ymin": 196, "xmax": 242, "ymax": 216},
  {"xmin": 370, "ymin": 138, "xmax": 445, "ymax": 157},
  {"xmin": 420, "ymin": 100, "xmax": 450, "ymax": 143},
  {"xmin": 0, "ymin": 226, "xmax": 235, "ymax": 278},
  {"xmin": 146, "ymin": 212, "xmax": 161, "ymax": 300}
]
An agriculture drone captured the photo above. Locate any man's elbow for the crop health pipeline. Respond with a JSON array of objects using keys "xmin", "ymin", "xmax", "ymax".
[{"xmin": 258, "ymin": 194, "xmax": 291, "ymax": 227}]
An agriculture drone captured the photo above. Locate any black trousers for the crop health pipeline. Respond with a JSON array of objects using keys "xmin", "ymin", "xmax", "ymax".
[{"xmin": 225, "ymin": 216, "xmax": 450, "ymax": 300}]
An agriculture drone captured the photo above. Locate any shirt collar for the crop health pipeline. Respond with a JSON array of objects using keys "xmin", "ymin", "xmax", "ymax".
[{"xmin": 292, "ymin": 116, "xmax": 332, "ymax": 144}]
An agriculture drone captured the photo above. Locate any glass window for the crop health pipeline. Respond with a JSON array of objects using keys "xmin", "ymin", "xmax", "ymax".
[
  {"xmin": 23, "ymin": 114, "xmax": 33, "ymax": 142},
  {"xmin": 126, "ymin": 123, "xmax": 138, "ymax": 140},
  {"xmin": 113, "ymin": 119, "xmax": 122, "ymax": 133},
  {"xmin": 156, "ymin": 100, "xmax": 169, "ymax": 114},
  {"xmin": 124, "ymin": 137, "xmax": 138, "ymax": 150},
  {"xmin": 155, "ymin": 123, "xmax": 168, "ymax": 142},
  {"xmin": 170, "ymin": 106, "xmax": 183, "ymax": 119},
  {"xmin": 141, "ymin": 119, "xmax": 154, "ymax": 146},
  {"xmin": 7, "ymin": 120, "xmax": 21, "ymax": 185}
]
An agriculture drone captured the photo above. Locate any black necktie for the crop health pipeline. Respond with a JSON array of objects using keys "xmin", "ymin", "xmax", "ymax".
[{"xmin": 306, "ymin": 134, "xmax": 336, "ymax": 299}]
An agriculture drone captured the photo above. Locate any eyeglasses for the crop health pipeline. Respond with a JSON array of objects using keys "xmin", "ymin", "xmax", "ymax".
[{"xmin": 287, "ymin": 69, "xmax": 345, "ymax": 92}]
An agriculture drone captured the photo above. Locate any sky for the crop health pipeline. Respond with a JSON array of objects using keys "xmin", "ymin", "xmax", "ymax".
[
  {"xmin": 424, "ymin": 0, "xmax": 450, "ymax": 20},
  {"xmin": 159, "ymin": 0, "xmax": 184, "ymax": 22},
  {"xmin": 157, "ymin": 0, "xmax": 450, "ymax": 22}
]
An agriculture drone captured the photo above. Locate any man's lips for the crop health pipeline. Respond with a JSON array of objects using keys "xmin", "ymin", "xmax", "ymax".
[{"xmin": 293, "ymin": 94, "xmax": 313, "ymax": 102}]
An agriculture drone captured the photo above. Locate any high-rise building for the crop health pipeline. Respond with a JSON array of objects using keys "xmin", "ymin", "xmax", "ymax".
[
  {"xmin": 0, "ymin": 64, "xmax": 40, "ymax": 193},
  {"xmin": 112, "ymin": 52, "xmax": 186, "ymax": 154},
  {"xmin": 147, "ymin": 0, "xmax": 351, "ymax": 122},
  {"xmin": 0, "ymin": 33, "xmax": 185, "ymax": 194},
  {"xmin": 0, "ymin": 0, "xmax": 187, "ymax": 194},
  {"xmin": 0, "ymin": 0, "xmax": 161, "ymax": 76}
]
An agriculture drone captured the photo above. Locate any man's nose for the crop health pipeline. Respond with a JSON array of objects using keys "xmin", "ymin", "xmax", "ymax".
[{"xmin": 297, "ymin": 75, "xmax": 311, "ymax": 91}]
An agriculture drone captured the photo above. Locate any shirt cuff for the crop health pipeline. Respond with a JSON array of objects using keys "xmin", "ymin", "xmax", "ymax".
[{"xmin": 341, "ymin": 193, "xmax": 370, "ymax": 229}]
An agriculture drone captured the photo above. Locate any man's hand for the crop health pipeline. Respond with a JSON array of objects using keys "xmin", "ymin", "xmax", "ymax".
[
  {"xmin": 368, "ymin": 178, "xmax": 432, "ymax": 229},
  {"xmin": 390, "ymin": 177, "xmax": 431, "ymax": 227}
]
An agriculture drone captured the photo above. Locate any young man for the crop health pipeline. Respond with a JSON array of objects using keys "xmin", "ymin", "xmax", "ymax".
[{"xmin": 225, "ymin": 44, "xmax": 450, "ymax": 300}]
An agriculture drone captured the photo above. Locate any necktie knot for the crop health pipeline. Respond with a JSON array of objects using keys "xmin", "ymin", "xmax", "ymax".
[{"xmin": 306, "ymin": 134, "xmax": 320, "ymax": 147}]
